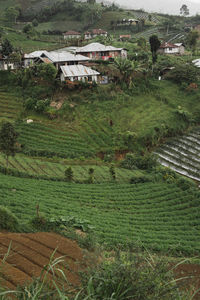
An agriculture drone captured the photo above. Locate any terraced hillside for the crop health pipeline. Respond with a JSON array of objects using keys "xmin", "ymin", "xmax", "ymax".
[
  {"xmin": 1, "ymin": 173, "xmax": 200, "ymax": 254},
  {"xmin": 15, "ymin": 118, "xmax": 118, "ymax": 159},
  {"xmin": 155, "ymin": 127, "xmax": 200, "ymax": 183},
  {"xmin": 0, "ymin": 90, "xmax": 22, "ymax": 121},
  {"xmin": 0, "ymin": 153, "xmax": 143, "ymax": 182}
]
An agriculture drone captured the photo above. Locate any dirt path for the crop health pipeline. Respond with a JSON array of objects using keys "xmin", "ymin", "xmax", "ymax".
[{"xmin": 0, "ymin": 232, "xmax": 83, "ymax": 292}]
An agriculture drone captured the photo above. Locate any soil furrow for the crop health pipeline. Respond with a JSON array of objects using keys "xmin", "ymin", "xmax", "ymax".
[{"xmin": 0, "ymin": 258, "xmax": 32, "ymax": 287}]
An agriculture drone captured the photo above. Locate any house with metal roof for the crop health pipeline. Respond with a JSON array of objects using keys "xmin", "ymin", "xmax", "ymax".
[
  {"xmin": 60, "ymin": 64, "xmax": 100, "ymax": 83},
  {"xmin": 75, "ymin": 42, "xmax": 127, "ymax": 60},
  {"xmin": 84, "ymin": 29, "xmax": 107, "ymax": 40},
  {"xmin": 158, "ymin": 42, "xmax": 185, "ymax": 55},
  {"xmin": 63, "ymin": 31, "xmax": 81, "ymax": 40},
  {"xmin": 24, "ymin": 50, "xmax": 91, "ymax": 69}
]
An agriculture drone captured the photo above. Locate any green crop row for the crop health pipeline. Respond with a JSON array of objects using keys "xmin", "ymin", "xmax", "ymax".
[
  {"xmin": 0, "ymin": 173, "xmax": 199, "ymax": 255},
  {"xmin": 0, "ymin": 153, "xmax": 141, "ymax": 183}
]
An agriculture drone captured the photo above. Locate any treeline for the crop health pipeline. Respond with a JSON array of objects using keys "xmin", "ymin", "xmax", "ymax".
[{"xmin": 19, "ymin": 0, "xmax": 114, "ymax": 23}]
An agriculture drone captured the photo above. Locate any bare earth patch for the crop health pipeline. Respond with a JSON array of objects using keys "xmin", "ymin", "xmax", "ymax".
[{"xmin": 0, "ymin": 232, "xmax": 83, "ymax": 290}]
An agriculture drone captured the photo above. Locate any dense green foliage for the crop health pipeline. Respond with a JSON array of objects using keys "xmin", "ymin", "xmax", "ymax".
[
  {"xmin": 0, "ymin": 173, "xmax": 199, "ymax": 254},
  {"xmin": 0, "ymin": 205, "xmax": 18, "ymax": 231}
]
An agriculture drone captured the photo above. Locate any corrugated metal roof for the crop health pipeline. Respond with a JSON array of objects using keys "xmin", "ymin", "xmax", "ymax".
[
  {"xmin": 174, "ymin": 43, "xmax": 184, "ymax": 47},
  {"xmin": 160, "ymin": 42, "xmax": 177, "ymax": 49},
  {"xmin": 26, "ymin": 50, "xmax": 90, "ymax": 63},
  {"xmin": 76, "ymin": 43, "xmax": 124, "ymax": 53},
  {"xmin": 28, "ymin": 50, "xmax": 49, "ymax": 58},
  {"xmin": 193, "ymin": 59, "xmax": 200, "ymax": 67},
  {"xmin": 60, "ymin": 64, "xmax": 100, "ymax": 77},
  {"xmin": 46, "ymin": 51, "xmax": 90, "ymax": 63},
  {"xmin": 63, "ymin": 31, "xmax": 81, "ymax": 35}
]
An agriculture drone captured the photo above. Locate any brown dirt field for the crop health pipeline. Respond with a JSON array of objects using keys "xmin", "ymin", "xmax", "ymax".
[
  {"xmin": 174, "ymin": 263, "xmax": 200, "ymax": 299},
  {"xmin": 0, "ymin": 232, "xmax": 83, "ymax": 292}
]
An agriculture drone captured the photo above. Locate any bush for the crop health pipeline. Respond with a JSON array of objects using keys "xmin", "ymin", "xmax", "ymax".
[
  {"xmin": 79, "ymin": 251, "xmax": 188, "ymax": 300},
  {"xmin": 65, "ymin": 167, "xmax": 73, "ymax": 182},
  {"xmin": 130, "ymin": 175, "xmax": 151, "ymax": 184},
  {"xmin": 30, "ymin": 214, "xmax": 48, "ymax": 230},
  {"xmin": 0, "ymin": 206, "xmax": 19, "ymax": 231},
  {"xmin": 121, "ymin": 153, "xmax": 157, "ymax": 170}
]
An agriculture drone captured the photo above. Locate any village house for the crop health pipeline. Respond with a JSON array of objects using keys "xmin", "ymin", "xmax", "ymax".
[
  {"xmin": 119, "ymin": 35, "xmax": 132, "ymax": 41},
  {"xmin": 63, "ymin": 31, "xmax": 81, "ymax": 40},
  {"xmin": 158, "ymin": 42, "xmax": 185, "ymax": 55},
  {"xmin": 84, "ymin": 29, "xmax": 108, "ymax": 40},
  {"xmin": 75, "ymin": 42, "xmax": 127, "ymax": 60},
  {"xmin": 119, "ymin": 19, "xmax": 138, "ymax": 25},
  {"xmin": 24, "ymin": 50, "xmax": 90, "ymax": 69},
  {"xmin": 0, "ymin": 54, "xmax": 19, "ymax": 70},
  {"xmin": 60, "ymin": 64, "xmax": 100, "ymax": 83}
]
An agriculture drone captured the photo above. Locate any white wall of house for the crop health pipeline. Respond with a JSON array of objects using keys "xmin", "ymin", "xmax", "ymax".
[
  {"xmin": 61, "ymin": 74, "xmax": 98, "ymax": 83},
  {"xmin": 84, "ymin": 34, "xmax": 92, "ymax": 40},
  {"xmin": 64, "ymin": 34, "xmax": 81, "ymax": 39},
  {"xmin": 121, "ymin": 49, "xmax": 128, "ymax": 58},
  {"xmin": 24, "ymin": 59, "xmax": 34, "ymax": 68},
  {"xmin": 0, "ymin": 62, "xmax": 15, "ymax": 70},
  {"xmin": 163, "ymin": 47, "xmax": 179, "ymax": 54}
]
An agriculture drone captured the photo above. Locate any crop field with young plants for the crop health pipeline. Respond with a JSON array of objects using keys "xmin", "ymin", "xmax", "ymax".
[
  {"xmin": 0, "ymin": 153, "xmax": 142, "ymax": 182},
  {"xmin": 155, "ymin": 127, "xmax": 200, "ymax": 183},
  {"xmin": 0, "ymin": 173, "xmax": 200, "ymax": 255}
]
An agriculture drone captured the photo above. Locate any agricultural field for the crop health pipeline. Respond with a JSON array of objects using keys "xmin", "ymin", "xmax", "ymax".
[
  {"xmin": 0, "ymin": 173, "xmax": 200, "ymax": 254},
  {"xmin": 0, "ymin": 232, "xmax": 82, "ymax": 290},
  {"xmin": 155, "ymin": 127, "xmax": 200, "ymax": 183},
  {"xmin": 0, "ymin": 153, "xmax": 142, "ymax": 182},
  {"xmin": 0, "ymin": 30, "xmax": 65, "ymax": 53},
  {"xmin": 0, "ymin": 90, "xmax": 22, "ymax": 121}
]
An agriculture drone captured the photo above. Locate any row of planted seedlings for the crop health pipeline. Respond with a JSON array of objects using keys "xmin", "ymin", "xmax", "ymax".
[{"xmin": 0, "ymin": 173, "xmax": 199, "ymax": 253}]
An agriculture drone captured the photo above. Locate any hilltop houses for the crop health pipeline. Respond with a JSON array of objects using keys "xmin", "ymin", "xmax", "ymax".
[
  {"xmin": 60, "ymin": 64, "xmax": 100, "ymax": 83},
  {"xmin": 75, "ymin": 42, "xmax": 127, "ymax": 60},
  {"xmin": 24, "ymin": 50, "xmax": 90, "ymax": 69},
  {"xmin": 84, "ymin": 29, "xmax": 108, "ymax": 40},
  {"xmin": 158, "ymin": 42, "xmax": 185, "ymax": 55},
  {"xmin": 63, "ymin": 31, "xmax": 81, "ymax": 40}
]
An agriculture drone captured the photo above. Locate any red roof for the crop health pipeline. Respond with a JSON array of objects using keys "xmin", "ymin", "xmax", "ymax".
[
  {"xmin": 92, "ymin": 29, "xmax": 107, "ymax": 34},
  {"xmin": 63, "ymin": 31, "xmax": 81, "ymax": 35},
  {"xmin": 159, "ymin": 42, "xmax": 177, "ymax": 49}
]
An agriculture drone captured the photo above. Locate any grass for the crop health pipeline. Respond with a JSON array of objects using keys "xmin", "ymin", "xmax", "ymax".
[{"xmin": 0, "ymin": 172, "xmax": 199, "ymax": 255}]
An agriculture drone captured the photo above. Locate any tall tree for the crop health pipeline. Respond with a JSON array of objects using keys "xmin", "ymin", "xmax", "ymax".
[
  {"xmin": 1, "ymin": 39, "xmax": 13, "ymax": 57},
  {"xmin": 4, "ymin": 6, "xmax": 19, "ymax": 23},
  {"xmin": 0, "ymin": 122, "xmax": 18, "ymax": 169},
  {"xmin": 180, "ymin": 4, "xmax": 189, "ymax": 17},
  {"xmin": 186, "ymin": 30, "xmax": 199, "ymax": 55},
  {"xmin": 149, "ymin": 35, "xmax": 161, "ymax": 64}
]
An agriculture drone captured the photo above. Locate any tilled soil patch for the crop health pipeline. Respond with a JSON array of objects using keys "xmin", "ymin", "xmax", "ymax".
[{"xmin": 0, "ymin": 232, "xmax": 83, "ymax": 291}]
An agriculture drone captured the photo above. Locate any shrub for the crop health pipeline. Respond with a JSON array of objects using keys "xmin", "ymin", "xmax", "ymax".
[
  {"xmin": 0, "ymin": 206, "xmax": 18, "ymax": 231},
  {"xmin": 130, "ymin": 175, "xmax": 151, "ymax": 184},
  {"xmin": 64, "ymin": 167, "xmax": 73, "ymax": 182},
  {"xmin": 79, "ymin": 251, "xmax": 188, "ymax": 300},
  {"xmin": 109, "ymin": 164, "xmax": 116, "ymax": 181},
  {"xmin": 30, "ymin": 214, "xmax": 47, "ymax": 230},
  {"xmin": 121, "ymin": 153, "xmax": 157, "ymax": 170}
]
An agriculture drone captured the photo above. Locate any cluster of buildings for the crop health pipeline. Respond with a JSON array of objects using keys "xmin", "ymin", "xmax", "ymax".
[
  {"xmin": 22, "ymin": 42, "xmax": 127, "ymax": 84},
  {"xmin": 0, "ymin": 35, "xmax": 187, "ymax": 85},
  {"xmin": 63, "ymin": 29, "xmax": 108, "ymax": 40}
]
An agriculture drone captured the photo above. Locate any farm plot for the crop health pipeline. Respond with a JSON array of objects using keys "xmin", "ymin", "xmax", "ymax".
[
  {"xmin": 0, "ymin": 91, "xmax": 23, "ymax": 121},
  {"xmin": 16, "ymin": 122, "xmax": 96, "ymax": 159},
  {"xmin": 0, "ymin": 153, "xmax": 142, "ymax": 182},
  {"xmin": 0, "ymin": 173, "xmax": 200, "ymax": 254},
  {"xmin": 155, "ymin": 127, "xmax": 200, "ymax": 183},
  {"xmin": 16, "ymin": 117, "xmax": 120, "ymax": 159},
  {"xmin": 0, "ymin": 232, "xmax": 82, "ymax": 290}
]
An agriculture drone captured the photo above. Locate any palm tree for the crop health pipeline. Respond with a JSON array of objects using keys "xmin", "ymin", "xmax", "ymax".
[{"xmin": 114, "ymin": 58, "xmax": 144, "ymax": 87}]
